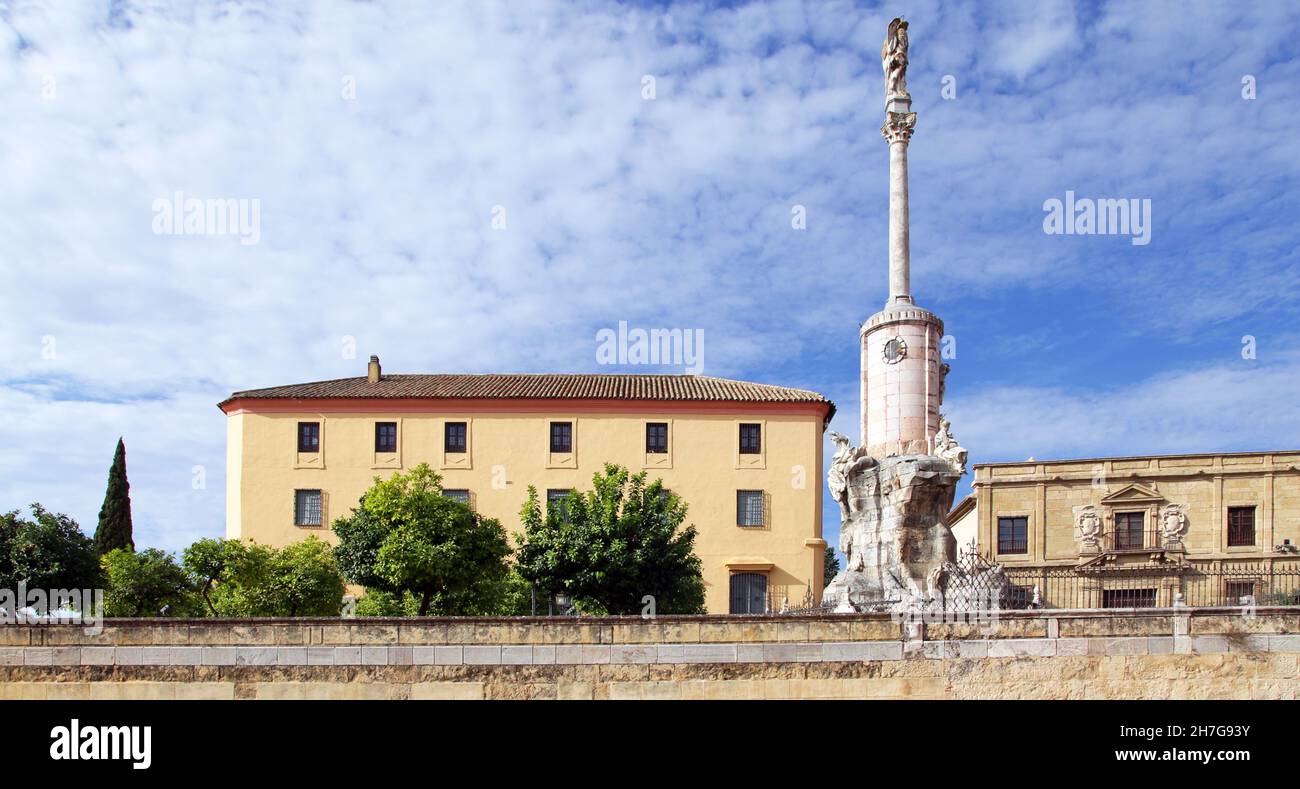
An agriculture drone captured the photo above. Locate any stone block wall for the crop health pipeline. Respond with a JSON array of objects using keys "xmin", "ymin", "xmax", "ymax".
[{"xmin": 2, "ymin": 609, "xmax": 1297, "ymax": 699}]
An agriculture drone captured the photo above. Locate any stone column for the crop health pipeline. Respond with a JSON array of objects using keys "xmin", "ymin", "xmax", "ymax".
[{"xmin": 882, "ymin": 97, "xmax": 916, "ymax": 306}]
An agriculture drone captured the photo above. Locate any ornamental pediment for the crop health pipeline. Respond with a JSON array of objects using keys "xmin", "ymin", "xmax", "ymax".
[{"xmin": 1098, "ymin": 482, "xmax": 1164, "ymax": 505}]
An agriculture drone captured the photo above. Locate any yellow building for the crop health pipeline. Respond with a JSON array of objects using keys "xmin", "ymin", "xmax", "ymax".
[
  {"xmin": 219, "ymin": 357, "xmax": 835, "ymax": 614},
  {"xmin": 953, "ymin": 450, "xmax": 1300, "ymax": 608}
]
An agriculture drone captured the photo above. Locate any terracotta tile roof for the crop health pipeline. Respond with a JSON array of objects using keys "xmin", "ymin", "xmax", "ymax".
[{"xmin": 219, "ymin": 373, "xmax": 834, "ymax": 419}]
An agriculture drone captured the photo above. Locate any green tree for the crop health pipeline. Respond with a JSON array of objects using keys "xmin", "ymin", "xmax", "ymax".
[
  {"xmin": 263, "ymin": 538, "xmax": 345, "ymax": 616},
  {"xmin": 355, "ymin": 568, "xmax": 533, "ymax": 616},
  {"xmin": 0, "ymin": 504, "xmax": 102, "ymax": 592},
  {"xmin": 101, "ymin": 548, "xmax": 200, "ymax": 617},
  {"xmin": 353, "ymin": 588, "xmax": 418, "ymax": 617},
  {"xmin": 496, "ymin": 568, "xmax": 536, "ymax": 616},
  {"xmin": 514, "ymin": 463, "xmax": 706, "ymax": 615},
  {"xmin": 824, "ymin": 546, "xmax": 840, "ymax": 587},
  {"xmin": 332, "ymin": 464, "xmax": 513, "ymax": 615},
  {"xmin": 181, "ymin": 536, "xmax": 343, "ymax": 617},
  {"xmin": 94, "ymin": 438, "xmax": 134, "ymax": 554},
  {"xmin": 182, "ymin": 537, "xmax": 241, "ymax": 616}
]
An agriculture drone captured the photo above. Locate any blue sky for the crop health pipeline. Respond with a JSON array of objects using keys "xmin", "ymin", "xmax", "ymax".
[{"xmin": 1, "ymin": 0, "xmax": 1298, "ymax": 556}]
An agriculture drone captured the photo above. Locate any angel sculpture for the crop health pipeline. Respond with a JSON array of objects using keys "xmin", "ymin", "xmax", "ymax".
[{"xmin": 882, "ymin": 17, "xmax": 910, "ymax": 101}]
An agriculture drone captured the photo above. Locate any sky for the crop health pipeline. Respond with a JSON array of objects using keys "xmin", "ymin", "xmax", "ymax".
[{"xmin": 1, "ymin": 0, "xmax": 1298, "ymax": 556}]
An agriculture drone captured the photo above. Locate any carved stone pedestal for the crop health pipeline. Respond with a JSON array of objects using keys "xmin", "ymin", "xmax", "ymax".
[{"xmin": 822, "ymin": 454, "xmax": 960, "ymax": 610}]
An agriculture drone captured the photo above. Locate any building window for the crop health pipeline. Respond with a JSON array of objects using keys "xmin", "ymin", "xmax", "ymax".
[
  {"xmin": 1102, "ymin": 588, "xmax": 1157, "ymax": 608},
  {"xmin": 294, "ymin": 489, "xmax": 322, "ymax": 527},
  {"xmin": 550, "ymin": 422, "xmax": 572, "ymax": 453},
  {"xmin": 1114, "ymin": 511, "xmax": 1145, "ymax": 550},
  {"xmin": 729, "ymin": 572, "xmax": 768, "ymax": 614},
  {"xmin": 444, "ymin": 422, "xmax": 467, "ymax": 453},
  {"xmin": 444, "ymin": 489, "xmax": 471, "ymax": 506},
  {"xmin": 737, "ymin": 490, "xmax": 765, "ymax": 528},
  {"xmin": 645, "ymin": 422, "xmax": 668, "ymax": 453},
  {"xmin": 1224, "ymin": 580, "xmax": 1256, "ymax": 605},
  {"xmin": 997, "ymin": 516, "xmax": 1028, "ymax": 554},
  {"xmin": 1002, "ymin": 585, "xmax": 1034, "ymax": 610},
  {"xmin": 739, "ymin": 423, "xmax": 762, "ymax": 454},
  {"xmin": 1228, "ymin": 506, "xmax": 1256, "ymax": 547},
  {"xmin": 375, "ymin": 422, "xmax": 397, "ymax": 453},
  {"xmin": 547, "ymin": 488, "xmax": 574, "ymax": 522},
  {"xmin": 297, "ymin": 422, "xmax": 320, "ymax": 453}
]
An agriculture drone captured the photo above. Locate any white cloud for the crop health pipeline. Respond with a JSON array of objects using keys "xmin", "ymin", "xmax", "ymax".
[
  {"xmin": 1, "ymin": 1, "xmax": 1297, "ymax": 552},
  {"xmin": 950, "ymin": 349, "xmax": 1300, "ymax": 462},
  {"xmin": 986, "ymin": 1, "xmax": 1080, "ymax": 81}
]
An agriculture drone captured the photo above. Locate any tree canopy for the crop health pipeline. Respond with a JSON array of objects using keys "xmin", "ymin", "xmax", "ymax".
[
  {"xmin": 0, "ymin": 504, "xmax": 101, "ymax": 592},
  {"xmin": 181, "ymin": 536, "xmax": 343, "ymax": 617},
  {"xmin": 332, "ymin": 464, "xmax": 513, "ymax": 615},
  {"xmin": 514, "ymin": 463, "xmax": 705, "ymax": 615},
  {"xmin": 101, "ymin": 548, "xmax": 201, "ymax": 617}
]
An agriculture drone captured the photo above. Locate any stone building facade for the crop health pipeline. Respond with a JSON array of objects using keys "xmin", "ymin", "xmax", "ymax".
[{"xmin": 959, "ymin": 450, "xmax": 1300, "ymax": 608}]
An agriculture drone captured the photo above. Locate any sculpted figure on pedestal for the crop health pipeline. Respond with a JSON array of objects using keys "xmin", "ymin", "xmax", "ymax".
[
  {"xmin": 933, "ymin": 416, "xmax": 968, "ymax": 475},
  {"xmin": 827, "ymin": 431, "xmax": 874, "ymax": 520},
  {"xmin": 827, "ymin": 432, "xmax": 854, "ymax": 521},
  {"xmin": 881, "ymin": 17, "xmax": 910, "ymax": 101}
]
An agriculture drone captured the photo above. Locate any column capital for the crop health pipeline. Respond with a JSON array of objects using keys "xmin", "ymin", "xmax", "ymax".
[{"xmin": 881, "ymin": 111, "xmax": 916, "ymax": 144}]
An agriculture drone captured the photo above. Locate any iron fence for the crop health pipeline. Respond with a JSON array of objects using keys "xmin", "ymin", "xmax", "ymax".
[
  {"xmin": 801, "ymin": 550, "xmax": 1300, "ymax": 614},
  {"xmin": 994, "ymin": 560, "xmax": 1300, "ymax": 610},
  {"xmin": 766, "ymin": 585, "xmax": 817, "ymax": 614}
]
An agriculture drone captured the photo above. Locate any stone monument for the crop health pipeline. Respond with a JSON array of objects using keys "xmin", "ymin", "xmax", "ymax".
[{"xmin": 822, "ymin": 19, "xmax": 1005, "ymax": 613}]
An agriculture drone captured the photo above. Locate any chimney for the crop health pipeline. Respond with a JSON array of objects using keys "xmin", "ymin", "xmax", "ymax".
[{"xmin": 367, "ymin": 355, "xmax": 381, "ymax": 383}]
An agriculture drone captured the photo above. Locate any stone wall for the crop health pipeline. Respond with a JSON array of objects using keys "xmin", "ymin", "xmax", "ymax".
[{"xmin": 3, "ymin": 608, "xmax": 1297, "ymax": 699}]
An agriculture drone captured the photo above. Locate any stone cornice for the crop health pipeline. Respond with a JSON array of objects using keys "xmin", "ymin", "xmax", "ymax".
[{"xmin": 860, "ymin": 304, "xmax": 943, "ymax": 333}]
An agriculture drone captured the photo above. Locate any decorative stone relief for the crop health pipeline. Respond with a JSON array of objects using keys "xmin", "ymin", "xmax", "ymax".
[
  {"xmin": 881, "ymin": 111, "xmax": 917, "ymax": 144},
  {"xmin": 1160, "ymin": 503, "xmax": 1187, "ymax": 548},
  {"xmin": 1075, "ymin": 504, "xmax": 1103, "ymax": 553}
]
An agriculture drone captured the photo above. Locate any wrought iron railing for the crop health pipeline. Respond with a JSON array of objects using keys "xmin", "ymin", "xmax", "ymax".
[
  {"xmin": 813, "ymin": 547, "xmax": 1300, "ymax": 613},
  {"xmin": 1100, "ymin": 529, "xmax": 1167, "ymax": 552},
  {"xmin": 994, "ymin": 560, "xmax": 1300, "ymax": 610}
]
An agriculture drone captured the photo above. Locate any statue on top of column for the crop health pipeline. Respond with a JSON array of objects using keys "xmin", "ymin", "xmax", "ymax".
[{"xmin": 881, "ymin": 17, "xmax": 910, "ymax": 101}]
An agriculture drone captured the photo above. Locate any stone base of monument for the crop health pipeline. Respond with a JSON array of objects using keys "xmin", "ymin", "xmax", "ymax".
[{"xmin": 823, "ymin": 454, "xmax": 1009, "ymax": 614}]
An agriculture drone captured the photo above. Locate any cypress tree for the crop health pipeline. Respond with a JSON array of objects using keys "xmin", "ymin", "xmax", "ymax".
[{"xmin": 94, "ymin": 438, "xmax": 135, "ymax": 554}]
